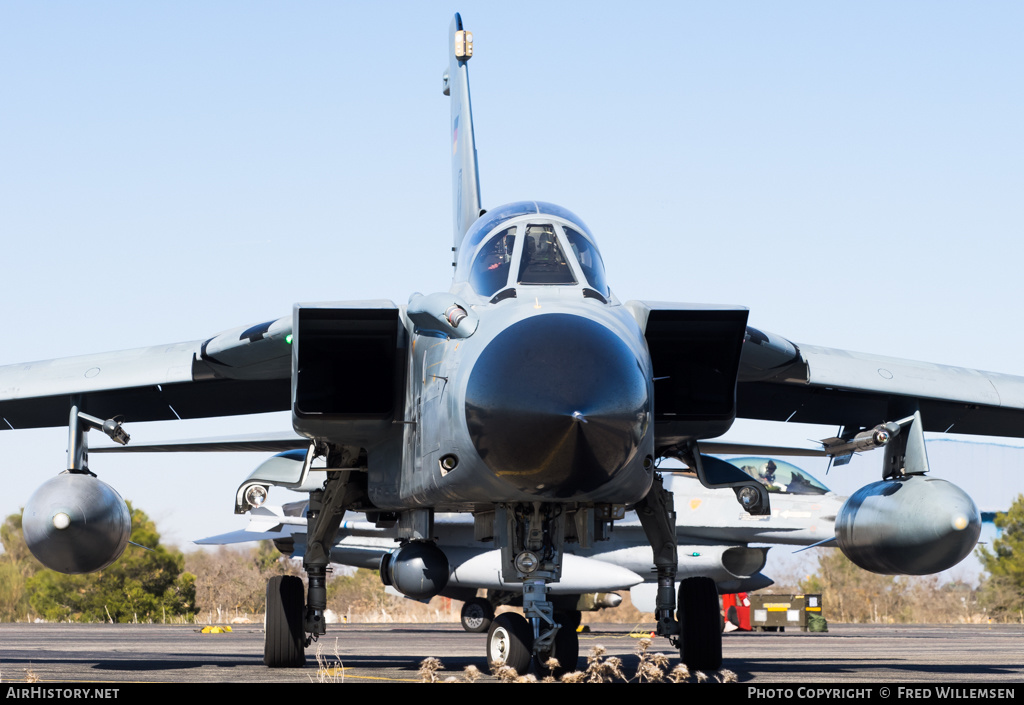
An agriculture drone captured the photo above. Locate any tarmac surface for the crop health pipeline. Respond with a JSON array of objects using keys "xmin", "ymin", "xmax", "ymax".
[{"xmin": 0, "ymin": 622, "xmax": 1021, "ymax": 685}]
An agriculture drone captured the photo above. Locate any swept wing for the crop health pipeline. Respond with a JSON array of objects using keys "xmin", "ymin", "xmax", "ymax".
[{"xmin": 736, "ymin": 328, "xmax": 1024, "ymax": 437}]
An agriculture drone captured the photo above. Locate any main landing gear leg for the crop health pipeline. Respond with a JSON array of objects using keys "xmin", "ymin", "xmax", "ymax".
[
  {"xmin": 264, "ymin": 446, "xmax": 365, "ymax": 668},
  {"xmin": 636, "ymin": 473, "xmax": 722, "ymax": 672}
]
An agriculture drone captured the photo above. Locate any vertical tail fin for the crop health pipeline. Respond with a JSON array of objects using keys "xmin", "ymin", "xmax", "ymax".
[{"xmin": 444, "ymin": 13, "xmax": 482, "ymax": 261}]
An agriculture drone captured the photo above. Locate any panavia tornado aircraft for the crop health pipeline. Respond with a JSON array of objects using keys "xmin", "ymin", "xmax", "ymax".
[
  {"xmin": 194, "ymin": 456, "xmax": 843, "ymax": 634},
  {"xmin": 3, "ymin": 13, "xmax": 1022, "ymax": 674}
]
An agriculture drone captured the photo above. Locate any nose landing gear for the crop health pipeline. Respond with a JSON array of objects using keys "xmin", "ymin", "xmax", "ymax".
[{"xmin": 488, "ymin": 503, "xmax": 581, "ymax": 675}]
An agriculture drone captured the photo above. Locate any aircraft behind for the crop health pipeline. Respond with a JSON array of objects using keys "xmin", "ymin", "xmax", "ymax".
[{"xmin": 197, "ymin": 458, "xmax": 845, "ymax": 632}]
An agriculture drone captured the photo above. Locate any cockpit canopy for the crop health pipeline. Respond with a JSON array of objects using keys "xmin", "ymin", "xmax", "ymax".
[
  {"xmin": 455, "ymin": 201, "xmax": 609, "ymax": 298},
  {"xmin": 725, "ymin": 457, "xmax": 831, "ymax": 496}
]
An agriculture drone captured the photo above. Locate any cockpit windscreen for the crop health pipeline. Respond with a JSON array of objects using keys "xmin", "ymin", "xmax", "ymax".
[
  {"xmin": 461, "ymin": 206, "xmax": 608, "ymax": 297},
  {"xmin": 517, "ymin": 224, "xmax": 576, "ymax": 286}
]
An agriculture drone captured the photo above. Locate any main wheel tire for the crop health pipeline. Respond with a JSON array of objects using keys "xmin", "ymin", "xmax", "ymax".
[
  {"xmin": 461, "ymin": 597, "xmax": 495, "ymax": 633},
  {"xmin": 677, "ymin": 577, "xmax": 722, "ymax": 672},
  {"xmin": 264, "ymin": 575, "xmax": 306, "ymax": 667},
  {"xmin": 486, "ymin": 612, "xmax": 533, "ymax": 674}
]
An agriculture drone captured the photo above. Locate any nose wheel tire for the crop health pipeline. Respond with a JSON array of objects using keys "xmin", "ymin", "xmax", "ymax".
[
  {"xmin": 535, "ymin": 616, "xmax": 580, "ymax": 676},
  {"xmin": 486, "ymin": 612, "xmax": 533, "ymax": 674},
  {"xmin": 677, "ymin": 576, "xmax": 722, "ymax": 672},
  {"xmin": 461, "ymin": 597, "xmax": 495, "ymax": 633}
]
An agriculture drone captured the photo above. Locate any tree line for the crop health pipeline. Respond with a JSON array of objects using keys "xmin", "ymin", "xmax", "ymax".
[{"xmin": 0, "ymin": 505, "xmax": 419, "ymax": 624}]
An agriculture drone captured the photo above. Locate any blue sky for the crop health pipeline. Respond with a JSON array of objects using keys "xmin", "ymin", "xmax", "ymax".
[{"xmin": 1, "ymin": 2, "xmax": 1022, "ymax": 577}]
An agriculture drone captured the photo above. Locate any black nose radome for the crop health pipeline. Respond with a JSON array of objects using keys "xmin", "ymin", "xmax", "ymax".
[{"xmin": 465, "ymin": 313, "xmax": 649, "ymax": 497}]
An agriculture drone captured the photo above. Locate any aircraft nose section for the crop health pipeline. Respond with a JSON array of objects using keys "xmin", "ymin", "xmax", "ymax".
[{"xmin": 464, "ymin": 313, "xmax": 650, "ymax": 497}]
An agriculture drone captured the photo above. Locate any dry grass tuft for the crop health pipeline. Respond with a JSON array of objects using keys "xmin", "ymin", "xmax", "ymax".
[
  {"xmin": 582, "ymin": 645, "xmax": 626, "ymax": 683},
  {"xmin": 399, "ymin": 642, "xmax": 738, "ymax": 684},
  {"xmin": 668, "ymin": 663, "xmax": 691, "ymax": 683},
  {"xmin": 418, "ymin": 657, "xmax": 444, "ymax": 683},
  {"xmin": 716, "ymin": 668, "xmax": 738, "ymax": 683},
  {"xmin": 632, "ymin": 637, "xmax": 672, "ymax": 683},
  {"xmin": 490, "ymin": 662, "xmax": 520, "ymax": 683},
  {"xmin": 540, "ymin": 657, "xmax": 562, "ymax": 683},
  {"xmin": 310, "ymin": 639, "xmax": 345, "ymax": 683}
]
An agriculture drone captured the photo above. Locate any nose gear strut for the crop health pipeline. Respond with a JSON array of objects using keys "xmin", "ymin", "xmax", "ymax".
[{"xmin": 488, "ymin": 502, "xmax": 579, "ymax": 674}]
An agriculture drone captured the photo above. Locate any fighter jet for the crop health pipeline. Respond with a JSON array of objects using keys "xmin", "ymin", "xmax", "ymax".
[
  {"xmin": 195, "ymin": 455, "xmax": 843, "ymax": 634},
  {"xmin": 2, "ymin": 14, "xmax": 1019, "ymax": 674}
]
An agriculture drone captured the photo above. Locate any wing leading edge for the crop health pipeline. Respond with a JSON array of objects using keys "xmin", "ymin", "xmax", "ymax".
[
  {"xmin": 0, "ymin": 315, "xmax": 295, "ymax": 429},
  {"xmin": 737, "ymin": 328, "xmax": 1024, "ymax": 438}
]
